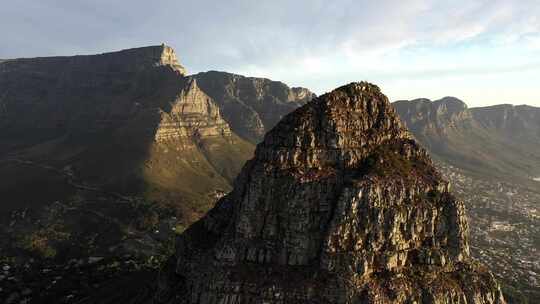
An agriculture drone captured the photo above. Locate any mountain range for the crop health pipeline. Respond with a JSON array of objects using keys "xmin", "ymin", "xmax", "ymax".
[
  {"xmin": 0, "ymin": 45, "xmax": 537, "ymax": 303},
  {"xmin": 394, "ymin": 97, "xmax": 540, "ymax": 181},
  {"xmin": 0, "ymin": 45, "xmax": 313, "ymax": 225},
  {"xmin": 156, "ymin": 82, "xmax": 504, "ymax": 303}
]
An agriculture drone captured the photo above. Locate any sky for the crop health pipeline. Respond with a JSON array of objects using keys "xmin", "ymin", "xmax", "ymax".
[{"xmin": 1, "ymin": 0, "xmax": 539, "ymax": 107}]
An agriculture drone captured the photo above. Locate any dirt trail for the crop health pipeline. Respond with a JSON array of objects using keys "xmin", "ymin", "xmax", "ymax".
[{"xmin": 1, "ymin": 157, "xmax": 136, "ymax": 203}]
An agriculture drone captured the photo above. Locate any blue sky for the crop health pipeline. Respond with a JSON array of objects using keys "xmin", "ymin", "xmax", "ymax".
[{"xmin": 1, "ymin": 0, "xmax": 539, "ymax": 106}]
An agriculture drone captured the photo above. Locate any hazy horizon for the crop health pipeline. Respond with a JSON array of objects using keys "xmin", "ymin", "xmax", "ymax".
[{"xmin": 1, "ymin": 0, "xmax": 538, "ymax": 107}]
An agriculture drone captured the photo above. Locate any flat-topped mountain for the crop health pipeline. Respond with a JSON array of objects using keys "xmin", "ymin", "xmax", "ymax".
[
  {"xmin": 0, "ymin": 44, "xmax": 185, "ymax": 75},
  {"xmin": 158, "ymin": 83, "xmax": 504, "ymax": 303},
  {"xmin": 394, "ymin": 98, "xmax": 540, "ymax": 180},
  {"xmin": 0, "ymin": 45, "xmax": 316, "ymax": 268},
  {"xmin": 0, "ymin": 45, "xmax": 250, "ymax": 221},
  {"xmin": 1, "ymin": 45, "xmax": 185, "ymax": 153}
]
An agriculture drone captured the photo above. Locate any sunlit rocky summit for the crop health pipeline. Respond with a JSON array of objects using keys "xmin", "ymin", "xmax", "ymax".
[{"xmin": 158, "ymin": 83, "xmax": 505, "ymax": 303}]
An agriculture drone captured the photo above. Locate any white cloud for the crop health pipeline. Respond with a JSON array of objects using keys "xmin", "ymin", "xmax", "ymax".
[{"xmin": 0, "ymin": 0, "xmax": 539, "ymax": 105}]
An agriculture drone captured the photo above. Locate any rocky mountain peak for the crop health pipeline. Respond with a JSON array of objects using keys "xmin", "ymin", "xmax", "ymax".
[
  {"xmin": 107, "ymin": 44, "xmax": 187, "ymax": 75},
  {"xmin": 0, "ymin": 45, "xmax": 254, "ymax": 228},
  {"xmin": 155, "ymin": 77, "xmax": 231, "ymax": 142},
  {"xmin": 160, "ymin": 82, "xmax": 504, "ymax": 304},
  {"xmin": 393, "ymin": 97, "xmax": 472, "ymax": 136},
  {"xmin": 257, "ymin": 82, "xmax": 411, "ymax": 171}
]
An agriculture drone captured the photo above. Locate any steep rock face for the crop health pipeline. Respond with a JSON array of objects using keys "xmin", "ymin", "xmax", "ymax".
[
  {"xmin": 394, "ymin": 99, "xmax": 540, "ymax": 178},
  {"xmin": 159, "ymin": 83, "xmax": 504, "ymax": 303},
  {"xmin": 193, "ymin": 71, "xmax": 316, "ymax": 143},
  {"xmin": 393, "ymin": 97, "xmax": 472, "ymax": 139},
  {"xmin": 471, "ymin": 104, "xmax": 540, "ymax": 144},
  {"xmin": 154, "ymin": 78, "xmax": 232, "ymax": 142}
]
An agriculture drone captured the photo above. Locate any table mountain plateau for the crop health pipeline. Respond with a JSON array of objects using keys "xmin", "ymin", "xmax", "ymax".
[
  {"xmin": 0, "ymin": 45, "xmax": 313, "ymax": 272},
  {"xmin": 157, "ymin": 83, "xmax": 504, "ymax": 304},
  {"xmin": 1, "ymin": 45, "xmax": 246, "ymax": 219}
]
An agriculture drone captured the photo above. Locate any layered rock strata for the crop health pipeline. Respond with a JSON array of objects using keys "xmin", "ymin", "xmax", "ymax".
[
  {"xmin": 159, "ymin": 82, "xmax": 505, "ymax": 304},
  {"xmin": 394, "ymin": 98, "xmax": 540, "ymax": 178},
  {"xmin": 393, "ymin": 97, "xmax": 473, "ymax": 137},
  {"xmin": 154, "ymin": 79, "xmax": 232, "ymax": 142},
  {"xmin": 193, "ymin": 71, "xmax": 316, "ymax": 143}
]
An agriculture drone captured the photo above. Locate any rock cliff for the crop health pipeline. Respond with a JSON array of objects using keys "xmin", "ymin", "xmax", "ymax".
[
  {"xmin": 193, "ymin": 71, "xmax": 316, "ymax": 143},
  {"xmin": 0, "ymin": 45, "xmax": 261, "ymax": 302},
  {"xmin": 393, "ymin": 97, "xmax": 472, "ymax": 138},
  {"xmin": 393, "ymin": 98, "xmax": 540, "ymax": 179},
  {"xmin": 0, "ymin": 45, "xmax": 253, "ymax": 225},
  {"xmin": 471, "ymin": 104, "xmax": 540, "ymax": 144},
  {"xmin": 159, "ymin": 83, "xmax": 505, "ymax": 303}
]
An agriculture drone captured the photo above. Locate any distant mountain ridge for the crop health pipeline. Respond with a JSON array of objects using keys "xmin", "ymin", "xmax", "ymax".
[
  {"xmin": 0, "ymin": 45, "xmax": 238, "ymax": 218},
  {"xmin": 193, "ymin": 70, "xmax": 315, "ymax": 143},
  {"xmin": 472, "ymin": 104, "xmax": 540, "ymax": 146},
  {"xmin": 394, "ymin": 97, "xmax": 540, "ymax": 180}
]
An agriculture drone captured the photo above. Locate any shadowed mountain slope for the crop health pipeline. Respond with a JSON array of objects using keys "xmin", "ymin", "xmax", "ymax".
[{"xmin": 0, "ymin": 45, "xmax": 253, "ymax": 223}]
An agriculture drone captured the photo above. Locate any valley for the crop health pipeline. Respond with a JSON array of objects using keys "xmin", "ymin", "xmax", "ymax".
[{"xmin": 437, "ymin": 163, "xmax": 540, "ymax": 303}]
